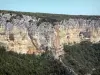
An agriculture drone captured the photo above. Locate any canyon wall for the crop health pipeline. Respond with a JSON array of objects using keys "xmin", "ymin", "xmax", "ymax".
[{"xmin": 0, "ymin": 11, "xmax": 100, "ymax": 55}]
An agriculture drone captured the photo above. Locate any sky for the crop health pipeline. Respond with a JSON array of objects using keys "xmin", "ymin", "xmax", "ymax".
[{"xmin": 0, "ymin": 0, "xmax": 100, "ymax": 15}]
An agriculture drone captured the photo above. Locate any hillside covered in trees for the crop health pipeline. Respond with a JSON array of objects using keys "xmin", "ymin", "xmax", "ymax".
[
  {"xmin": 63, "ymin": 41, "xmax": 100, "ymax": 75},
  {"xmin": 0, "ymin": 41, "xmax": 100, "ymax": 75},
  {"xmin": 0, "ymin": 47, "xmax": 68, "ymax": 75}
]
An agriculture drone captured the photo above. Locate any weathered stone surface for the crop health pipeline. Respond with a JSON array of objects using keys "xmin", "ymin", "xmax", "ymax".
[{"xmin": 0, "ymin": 12, "xmax": 100, "ymax": 56}]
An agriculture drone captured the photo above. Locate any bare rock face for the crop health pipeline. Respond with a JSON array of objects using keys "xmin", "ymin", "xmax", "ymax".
[{"xmin": 0, "ymin": 11, "xmax": 100, "ymax": 55}]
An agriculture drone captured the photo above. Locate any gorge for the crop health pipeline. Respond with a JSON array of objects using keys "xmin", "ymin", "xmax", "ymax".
[{"xmin": 0, "ymin": 10, "xmax": 100, "ymax": 75}]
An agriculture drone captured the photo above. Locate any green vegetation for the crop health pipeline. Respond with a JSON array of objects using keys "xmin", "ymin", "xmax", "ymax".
[
  {"xmin": 0, "ymin": 10, "xmax": 100, "ymax": 21},
  {"xmin": 0, "ymin": 10, "xmax": 100, "ymax": 26},
  {"xmin": 63, "ymin": 41, "xmax": 100, "ymax": 75},
  {"xmin": 0, "ymin": 47, "xmax": 67, "ymax": 75},
  {"xmin": 0, "ymin": 41, "xmax": 100, "ymax": 75}
]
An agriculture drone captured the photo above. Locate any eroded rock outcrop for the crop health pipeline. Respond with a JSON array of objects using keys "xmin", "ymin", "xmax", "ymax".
[{"xmin": 0, "ymin": 11, "xmax": 100, "ymax": 56}]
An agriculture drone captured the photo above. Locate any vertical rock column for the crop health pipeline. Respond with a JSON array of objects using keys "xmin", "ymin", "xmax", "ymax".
[{"xmin": 53, "ymin": 25, "xmax": 64, "ymax": 59}]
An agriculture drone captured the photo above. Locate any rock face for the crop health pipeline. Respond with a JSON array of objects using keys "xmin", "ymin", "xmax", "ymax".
[{"xmin": 0, "ymin": 11, "xmax": 100, "ymax": 56}]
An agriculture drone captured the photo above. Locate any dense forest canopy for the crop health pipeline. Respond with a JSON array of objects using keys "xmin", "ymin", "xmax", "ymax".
[
  {"xmin": 0, "ymin": 47, "xmax": 68, "ymax": 75},
  {"xmin": 63, "ymin": 41, "xmax": 100, "ymax": 75},
  {"xmin": 0, "ymin": 41, "xmax": 100, "ymax": 75}
]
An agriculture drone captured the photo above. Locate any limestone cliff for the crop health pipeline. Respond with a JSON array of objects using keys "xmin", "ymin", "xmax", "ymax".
[{"xmin": 0, "ymin": 10, "xmax": 100, "ymax": 56}]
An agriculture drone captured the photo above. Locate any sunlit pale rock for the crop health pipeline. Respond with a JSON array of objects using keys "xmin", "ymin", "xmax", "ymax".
[{"xmin": 0, "ymin": 11, "xmax": 100, "ymax": 56}]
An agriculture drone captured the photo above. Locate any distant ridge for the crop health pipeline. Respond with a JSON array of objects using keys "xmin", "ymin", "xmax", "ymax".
[{"xmin": 0, "ymin": 10, "xmax": 100, "ymax": 21}]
